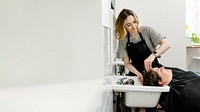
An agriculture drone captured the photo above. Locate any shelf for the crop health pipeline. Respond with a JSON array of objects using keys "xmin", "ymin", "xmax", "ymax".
[
  {"xmin": 193, "ymin": 56, "xmax": 200, "ymax": 60},
  {"xmin": 187, "ymin": 45, "xmax": 200, "ymax": 48}
]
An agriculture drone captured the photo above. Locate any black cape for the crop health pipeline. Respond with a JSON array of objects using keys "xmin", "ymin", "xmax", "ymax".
[{"xmin": 160, "ymin": 67, "xmax": 200, "ymax": 112}]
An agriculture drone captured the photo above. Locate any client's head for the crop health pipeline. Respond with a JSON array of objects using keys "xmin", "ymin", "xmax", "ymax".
[
  {"xmin": 143, "ymin": 67, "xmax": 173, "ymax": 86},
  {"xmin": 142, "ymin": 70, "xmax": 161, "ymax": 86}
]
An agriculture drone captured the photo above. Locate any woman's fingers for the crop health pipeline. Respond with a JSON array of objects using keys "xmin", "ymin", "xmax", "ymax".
[
  {"xmin": 145, "ymin": 55, "xmax": 155, "ymax": 71},
  {"xmin": 144, "ymin": 61, "xmax": 152, "ymax": 72},
  {"xmin": 137, "ymin": 74, "xmax": 144, "ymax": 84}
]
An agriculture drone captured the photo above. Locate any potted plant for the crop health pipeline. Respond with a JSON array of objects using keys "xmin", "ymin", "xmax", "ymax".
[{"xmin": 186, "ymin": 32, "xmax": 200, "ymax": 45}]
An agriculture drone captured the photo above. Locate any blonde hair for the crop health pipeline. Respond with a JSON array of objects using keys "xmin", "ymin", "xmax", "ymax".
[{"xmin": 115, "ymin": 9, "xmax": 140, "ymax": 40}]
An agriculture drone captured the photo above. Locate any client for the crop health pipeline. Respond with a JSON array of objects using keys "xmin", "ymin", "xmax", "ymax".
[{"xmin": 143, "ymin": 66, "xmax": 200, "ymax": 112}]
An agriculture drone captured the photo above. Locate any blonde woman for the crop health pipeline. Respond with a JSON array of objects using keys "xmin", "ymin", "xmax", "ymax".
[
  {"xmin": 115, "ymin": 9, "xmax": 170, "ymax": 84},
  {"xmin": 115, "ymin": 9, "xmax": 171, "ymax": 112}
]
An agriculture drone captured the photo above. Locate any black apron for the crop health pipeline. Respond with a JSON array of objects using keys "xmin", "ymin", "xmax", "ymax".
[{"xmin": 126, "ymin": 33, "xmax": 162, "ymax": 76}]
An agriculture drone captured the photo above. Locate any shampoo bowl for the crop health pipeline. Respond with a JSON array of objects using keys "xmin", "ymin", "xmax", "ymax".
[{"xmin": 112, "ymin": 76, "xmax": 170, "ymax": 107}]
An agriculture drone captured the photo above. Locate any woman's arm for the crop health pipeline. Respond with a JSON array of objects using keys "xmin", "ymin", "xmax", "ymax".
[
  {"xmin": 144, "ymin": 39, "xmax": 170, "ymax": 71},
  {"xmin": 154, "ymin": 39, "xmax": 170, "ymax": 57},
  {"xmin": 123, "ymin": 55, "xmax": 143, "ymax": 83}
]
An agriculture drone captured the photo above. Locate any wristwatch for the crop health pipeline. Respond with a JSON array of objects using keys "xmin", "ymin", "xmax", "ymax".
[{"xmin": 152, "ymin": 51, "xmax": 158, "ymax": 58}]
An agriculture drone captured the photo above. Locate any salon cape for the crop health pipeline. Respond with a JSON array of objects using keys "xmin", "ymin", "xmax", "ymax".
[{"xmin": 161, "ymin": 67, "xmax": 200, "ymax": 112}]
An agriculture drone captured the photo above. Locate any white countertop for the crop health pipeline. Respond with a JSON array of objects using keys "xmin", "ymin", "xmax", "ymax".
[
  {"xmin": 0, "ymin": 76, "xmax": 170, "ymax": 112},
  {"xmin": 0, "ymin": 79, "xmax": 104, "ymax": 112}
]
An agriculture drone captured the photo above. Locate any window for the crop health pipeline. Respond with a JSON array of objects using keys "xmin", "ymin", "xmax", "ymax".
[{"xmin": 186, "ymin": 0, "xmax": 200, "ymax": 34}]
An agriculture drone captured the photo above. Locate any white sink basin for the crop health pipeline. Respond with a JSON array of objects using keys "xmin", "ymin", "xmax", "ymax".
[{"xmin": 112, "ymin": 76, "xmax": 170, "ymax": 107}]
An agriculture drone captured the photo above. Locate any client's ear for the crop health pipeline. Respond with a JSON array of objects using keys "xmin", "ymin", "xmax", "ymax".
[{"xmin": 158, "ymin": 80, "xmax": 164, "ymax": 85}]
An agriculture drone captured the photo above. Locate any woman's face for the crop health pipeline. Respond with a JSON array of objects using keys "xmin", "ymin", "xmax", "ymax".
[{"xmin": 124, "ymin": 15, "xmax": 138, "ymax": 34}]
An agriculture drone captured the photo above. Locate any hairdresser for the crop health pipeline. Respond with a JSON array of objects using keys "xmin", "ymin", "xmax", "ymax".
[{"xmin": 115, "ymin": 9, "xmax": 170, "ymax": 84}]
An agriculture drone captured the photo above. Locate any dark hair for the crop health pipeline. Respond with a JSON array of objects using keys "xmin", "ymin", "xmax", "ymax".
[{"xmin": 143, "ymin": 70, "xmax": 161, "ymax": 86}]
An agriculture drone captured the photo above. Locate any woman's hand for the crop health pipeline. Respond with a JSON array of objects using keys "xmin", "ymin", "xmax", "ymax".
[
  {"xmin": 137, "ymin": 72, "xmax": 144, "ymax": 84},
  {"xmin": 144, "ymin": 54, "xmax": 156, "ymax": 72}
]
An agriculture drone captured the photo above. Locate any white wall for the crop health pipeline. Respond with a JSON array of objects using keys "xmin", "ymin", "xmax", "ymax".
[
  {"xmin": 116, "ymin": 0, "xmax": 186, "ymax": 69},
  {"xmin": 0, "ymin": 0, "xmax": 103, "ymax": 87},
  {"xmin": 0, "ymin": 0, "xmax": 111, "ymax": 112}
]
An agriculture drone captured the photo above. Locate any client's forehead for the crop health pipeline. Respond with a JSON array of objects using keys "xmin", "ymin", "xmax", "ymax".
[{"xmin": 151, "ymin": 67, "xmax": 159, "ymax": 72}]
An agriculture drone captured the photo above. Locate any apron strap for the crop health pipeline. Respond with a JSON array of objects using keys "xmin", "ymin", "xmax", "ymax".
[
  {"xmin": 139, "ymin": 33, "xmax": 144, "ymax": 40},
  {"xmin": 127, "ymin": 33, "xmax": 130, "ymax": 42}
]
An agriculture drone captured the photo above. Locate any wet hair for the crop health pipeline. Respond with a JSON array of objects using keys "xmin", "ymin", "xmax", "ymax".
[
  {"xmin": 143, "ymin": 70, "xmax": 161, "ymax": 86},
  {"xmin": 115, "ymin": 9, "xmax": 140, "ymax": 40}
]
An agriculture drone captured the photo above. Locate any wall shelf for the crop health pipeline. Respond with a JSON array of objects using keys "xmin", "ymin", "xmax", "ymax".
[{"xmin": 193, "ymin": 56, "xmax": 200, "ymax": 60}]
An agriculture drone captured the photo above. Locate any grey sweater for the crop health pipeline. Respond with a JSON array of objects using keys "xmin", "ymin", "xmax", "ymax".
[{"xmin": 117, "ymin": 26, "xmax": 166, "ymax": 59}]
